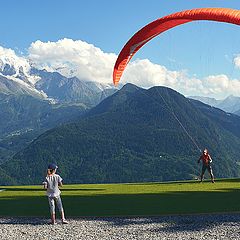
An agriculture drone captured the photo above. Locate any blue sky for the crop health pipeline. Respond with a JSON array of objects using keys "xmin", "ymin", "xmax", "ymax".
[{"xmin": 1, "ymin": 0, "xmax": 240, "ymax": 98}]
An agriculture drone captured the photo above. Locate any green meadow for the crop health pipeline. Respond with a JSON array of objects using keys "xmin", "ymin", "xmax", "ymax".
[{"xmin": 0, "ymin": 179, "xmax": 240, "ymax": 217}]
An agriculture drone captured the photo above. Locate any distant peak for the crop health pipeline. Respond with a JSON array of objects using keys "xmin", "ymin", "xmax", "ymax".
[
  {"xmin": 119, "ymin": 83, "xmax": 141, "ymax": 93},
  {"xmin": 226, "ymin": 94, "xmax": 237, "ymax": 100}
]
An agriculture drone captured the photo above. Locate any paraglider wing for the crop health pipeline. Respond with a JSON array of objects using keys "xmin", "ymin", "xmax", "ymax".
[{"xmin": 113, "ymin": 8, "xmax": 240, "ymax": 86}]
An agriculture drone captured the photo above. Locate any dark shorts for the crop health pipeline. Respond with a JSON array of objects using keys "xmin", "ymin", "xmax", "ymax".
[{"xmin": 202, "ymin": 164, "xmax": 213, "ymax": 174}]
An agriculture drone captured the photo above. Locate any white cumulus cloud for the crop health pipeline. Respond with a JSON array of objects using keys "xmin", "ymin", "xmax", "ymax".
[
  {"xmin": 28, "ymin": 38, "xmax": 117, "ymax": 84},
  {"xmin": 122, "ymin": 59, "xmax": 240, "ymax": 99},
  {"xmin": 0, "ymin": 37, "xmax": 237, "ymax": 99},
  {"xmin": 28, "ymin": 39, "xmax": 187, "ymax": 90},
  {"xmin": 122, "ymin": 59, "xmax": 181, "ymax": 88},
  {"xmin": 178, "ymin": 74, "xmax": 240, "ymax": 99}
]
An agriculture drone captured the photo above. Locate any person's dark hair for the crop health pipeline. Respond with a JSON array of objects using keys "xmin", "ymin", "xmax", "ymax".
[
  {"xmin": 47, "ymin": 168, "xmax": 55, "ymax": 175},
  {"xmin": 203, "ymin": 148, "xmax": 208, "ymax": 153}
]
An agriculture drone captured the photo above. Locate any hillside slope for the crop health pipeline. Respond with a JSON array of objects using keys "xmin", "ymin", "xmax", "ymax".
[
  {"xmin": 2, "ymin": 84, "xmax": 240, "ymax": 184},
  {"xmin": 0, "ymin": 93, "xmax": 87, "ymax": 163}
]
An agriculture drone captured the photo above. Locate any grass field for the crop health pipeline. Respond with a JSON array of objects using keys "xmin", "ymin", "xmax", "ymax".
[{"xmin": 0, "ymin": 179, "xmax": 240, "ymax": 217}]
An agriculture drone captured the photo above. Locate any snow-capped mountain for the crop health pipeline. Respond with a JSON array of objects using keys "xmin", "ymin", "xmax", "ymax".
[
  {"xmin": 0, "ymin": 47, "xmax": 118, "ymax": 106},
  {"xmin": 2, "ymin": 45, "xmax": 240, "ymax": 113},
  {"xmin": 0, "ymin": 73, "xmax": 46, "ymax": 98},
  {"xmin": 0, "ymin": 45, "xmax": 119, "ymax": 165},
  {"xmin": 32, "ymin": 68, "xmax": 117, "ymax": 106},
  {"xmin": 0, "ymin": 46, "xmax": 40, "ymax": 85}
]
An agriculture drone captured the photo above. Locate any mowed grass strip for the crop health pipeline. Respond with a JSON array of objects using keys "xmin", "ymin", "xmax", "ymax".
[{"xmin": 0, "ymin": 179, "xmax": 240, "ymax": 217}]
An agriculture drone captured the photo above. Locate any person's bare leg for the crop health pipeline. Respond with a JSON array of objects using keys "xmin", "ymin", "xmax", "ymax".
[
  {"xmin": 51, "ymin": 213, "xmax": 56, "ymax": 224},
  {"xmin": 48, "ymin": 197, "xmax": 56, "ymax": 224},
  {"xmin": 61, "ymin": 210, "xmax": 68, "ymax": 224},
  {"xmin": 56, "ymin": 197, "xmax": 68, "ymax": 224},
  {"xmin": 61, "ymin": 210, "xmax": 65, "ymax": 220}
]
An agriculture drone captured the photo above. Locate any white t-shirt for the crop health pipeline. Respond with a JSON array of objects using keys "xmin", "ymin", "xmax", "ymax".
[{"xmin": 45, "ymin": 174, "xmax": 63, "ymax": 197}]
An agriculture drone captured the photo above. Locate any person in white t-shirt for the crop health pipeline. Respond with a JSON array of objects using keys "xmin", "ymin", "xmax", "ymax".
[{"xmin": 43, "ymin": 163, "xmax": 68, "ymax": 225}]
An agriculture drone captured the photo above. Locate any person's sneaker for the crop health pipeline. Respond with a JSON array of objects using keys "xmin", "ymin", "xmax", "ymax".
[
  {"xmin": 62, "ymin": 219, "xmax": 69, "ymax": 224},
  {"xmin": 49, "ymin": 221, "xmax": 57, "ymax": 225}
]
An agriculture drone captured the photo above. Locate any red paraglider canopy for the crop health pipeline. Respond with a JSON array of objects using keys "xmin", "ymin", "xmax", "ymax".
[{"xmin": 113, "ymin": 8, "xmax": 240, "ymax": 86}]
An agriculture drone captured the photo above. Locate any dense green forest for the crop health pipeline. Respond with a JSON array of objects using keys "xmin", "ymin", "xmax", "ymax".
[
  {"xmin": 0, "ymin": 93, "xmax": 87, "ymax": 164},
  {"xmin": 2, "ymin": 84, "xmax": 240, "ymax": 185}
]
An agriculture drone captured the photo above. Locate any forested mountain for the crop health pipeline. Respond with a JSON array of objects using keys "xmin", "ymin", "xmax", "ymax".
[
  {"xmin": 0, "ymin": 64, "xmax": 117, "ymax": 165},
  {"xmin": 2, "ymin": 84, "xmax": 240, "ymax": 185},
  {"xmin": 0, "ymin": 93, "xmax": 87, "ymax": 164}
]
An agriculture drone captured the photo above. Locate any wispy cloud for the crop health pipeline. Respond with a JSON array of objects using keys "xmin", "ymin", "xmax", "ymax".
[{"xmin": 234, "ymin": 54, "xmax": 240, "ymax": 69}]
